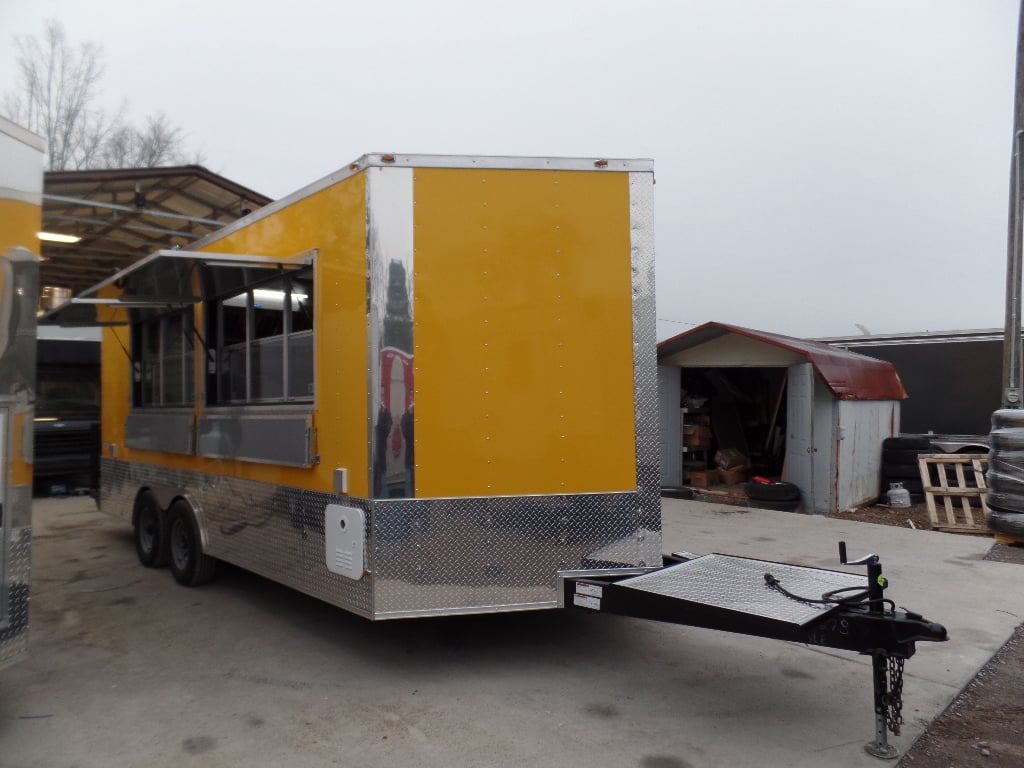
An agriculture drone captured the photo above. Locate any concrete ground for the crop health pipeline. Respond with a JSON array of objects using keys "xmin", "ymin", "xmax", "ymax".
[{"xmin": 1, "ymin": 495, "xmax": 1022, "ymax": 768}]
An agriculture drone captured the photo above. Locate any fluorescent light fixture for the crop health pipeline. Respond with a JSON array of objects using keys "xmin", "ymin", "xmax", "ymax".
[
  {"xmin": 38, "ymin": 231, "xmax": 82, "ymax": 244},
  {"xmin": 224, "ymin": 288, "xmax": 309, "ymax": 310}
]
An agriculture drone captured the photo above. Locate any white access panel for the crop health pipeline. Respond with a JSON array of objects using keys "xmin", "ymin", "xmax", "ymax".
[{"xmin": 325, "ymin": 504, "xmax": 365, "ymax": 580}]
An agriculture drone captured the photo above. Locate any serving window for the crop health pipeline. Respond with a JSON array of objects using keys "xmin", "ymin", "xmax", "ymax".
[{"xmin": 207, "ymin": 268, "xmax": 314, "ymax": 405}]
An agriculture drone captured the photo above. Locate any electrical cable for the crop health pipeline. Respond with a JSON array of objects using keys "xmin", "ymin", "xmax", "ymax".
[{"xmin": 763, "ymin": 572, "xmax": 895, "ymax": 614}]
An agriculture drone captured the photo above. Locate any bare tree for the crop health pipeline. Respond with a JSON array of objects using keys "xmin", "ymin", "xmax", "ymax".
[
  {"xmin": 98, "ymin": 113, "xmax": 199, "ymax": 168},
  {"xmin": 3, "ymin": 20, "xmax": 198, "ymax": 170}
]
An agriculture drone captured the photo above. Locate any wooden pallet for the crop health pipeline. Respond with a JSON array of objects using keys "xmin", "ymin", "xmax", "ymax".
[{"xmin": 918, "ymin": 453, "xmax": 990, "ymax": 534}]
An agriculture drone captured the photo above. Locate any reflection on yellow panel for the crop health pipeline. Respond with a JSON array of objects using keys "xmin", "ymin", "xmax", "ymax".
[{"xmin": 413, "ymin": 169, "xmax": 636, "ymax": 497}]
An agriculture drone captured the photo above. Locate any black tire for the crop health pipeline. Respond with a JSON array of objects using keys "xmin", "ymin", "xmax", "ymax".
[
  {"xmin": 747, "ymin": 498, "xmax": 802, "ymax": 512},
  {"xmin": 167, "ymin": 500, "xmax": 217, "ymax": 587},
  {"xmin": 991, "ymin": 409, "xmax": 1024, "ymax": 430},
  {"xmin": 987, "ymin": 491, "xmax": 1024, "ymax": 516},
  {"xmin": 882, "ymin": 436, "xmax": 933, "ymax": 451},
  {"xmin": 881, "ymin": 461, "xmax": 922, "ymax": 479},
  {"xmin": 744, "ymin": 480, "xmax": 801, "ymax": 501},
  {"xmin": 133, "ymin": 490, "xmax": 168, "ymax": 568},
  {"xmin": 988, "ymin": 508, "xmax": 1024, "ymax": 536},
  {"xmin": 882, "ymin": 448, "xmax": 931, "ymax": 465},
  {"xmin": 661, "ymin": 486, "xmax": 695, "ymax": 500}
]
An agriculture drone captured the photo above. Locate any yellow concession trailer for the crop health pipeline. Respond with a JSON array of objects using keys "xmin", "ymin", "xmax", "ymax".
[
  {"xmin": 62, "ymin": 155, "xmax": 662, "ymax": 618},
  {"xmin": 0, "ymin": 117, "xmax": 43, "ymax": 670},
  {"xmin": 51, "ymin": 154, "xmax": 949, "ymax": 757}
]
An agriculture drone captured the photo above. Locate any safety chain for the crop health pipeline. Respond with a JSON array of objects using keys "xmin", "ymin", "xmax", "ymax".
[{"xmin": 882, "ymin": 656, "xmax": 905, "ymax": 735}]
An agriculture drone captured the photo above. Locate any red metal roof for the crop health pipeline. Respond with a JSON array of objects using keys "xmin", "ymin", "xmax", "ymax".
[{"xmin": 658, "ymin": 322, "xmax": 908, "ymax": 401}]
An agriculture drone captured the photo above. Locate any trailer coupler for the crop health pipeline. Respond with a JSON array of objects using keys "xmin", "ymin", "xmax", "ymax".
[{"xmin": 562, "ymin": 541, "xmax": 946, "ymax": 760}]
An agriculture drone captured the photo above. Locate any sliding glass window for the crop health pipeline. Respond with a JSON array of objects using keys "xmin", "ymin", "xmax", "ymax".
[
  {"xmin": 132, "ymin": 309, "xmax": 195, "ymax": 407},
  {"xmin": 209, "ymin": 269, "xmax": 313, "ymax": 405}
]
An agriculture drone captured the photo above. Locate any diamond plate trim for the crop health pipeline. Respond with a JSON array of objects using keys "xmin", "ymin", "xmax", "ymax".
[
  {"xmin": 372, "ymin": 492, "xmax": 643, "ymax": 617},
  {"xmin": 620, "ymin": 554, "xmax": 867, "ymax": 627},
  {"xmin": 0, "ymin": 519, "xmax": 31, "ymax": 670},
  {"xmin": 630, "ymin": 171, "xmax": 662, "ymax": 566},
  {"xmin": 102, "ymin": 458, "xmax": 374, "ymax": 618},
  {"xmin": 101, "ymin": 459, "xmax": 649, "ymax": 619}
]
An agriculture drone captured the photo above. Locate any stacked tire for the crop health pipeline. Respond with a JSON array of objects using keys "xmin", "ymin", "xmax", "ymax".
[
  {"xmin": 986, "ymin": 409, "xmax": 1024, "ymax": 538},
  {"xmin": 743, "ymin": 480, "xmax": 801, "ymax": 512},
  {"xmin": 880, "ymin": 436, "xmax": 934, "ymax": 503}
]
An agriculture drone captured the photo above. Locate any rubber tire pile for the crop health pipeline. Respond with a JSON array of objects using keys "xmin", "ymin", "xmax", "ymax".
[
  {"xmin": 987, "ymin": 409, "xmax": 1024, "ymax": 537},
  {"xmin": 879, "ymin": 435, "xmax": 935, "ymax": 503},
  {"xmin": 742, "ymin": 480, "xmax": 801, "ymax": 511}
]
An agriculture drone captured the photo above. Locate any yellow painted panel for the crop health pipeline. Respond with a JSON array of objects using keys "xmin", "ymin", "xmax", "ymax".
[
  {"xmin": 0, "ymin": 198, "xmax": 40, "ymax": 486},
  {"xmin": 413, "ymin": 169, "xmax": 636, "ymax": 497},
  {"xmin": 103, "ymin": 173, "xmax": 369, "ymax": 495},
  {"xmin": 0, "ymin": 199, "xmax": 39, "ymax": 254},
  {"xmin": 100, "ymin": 292, "xmax": 132, "ymax": 458}
]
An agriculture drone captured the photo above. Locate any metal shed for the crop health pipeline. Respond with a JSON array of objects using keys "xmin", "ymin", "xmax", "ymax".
[{"xmin": 657, "ymin": 322, "xmax": 907, "ymax": 514}]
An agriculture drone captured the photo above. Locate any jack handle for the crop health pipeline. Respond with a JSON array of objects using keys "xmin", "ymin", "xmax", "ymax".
[
  {"xmin": 839, "ymin": 541, "xmax": 887, "ymax": 609},
  {"xmin": 839, "ymin": 540, "xmax": 879, "ymax": 567}
]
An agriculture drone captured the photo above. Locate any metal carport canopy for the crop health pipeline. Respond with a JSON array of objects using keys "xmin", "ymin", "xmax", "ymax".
[{"xmin": 40, "ymin": 166, "xmax": 272, "ymax": 294}]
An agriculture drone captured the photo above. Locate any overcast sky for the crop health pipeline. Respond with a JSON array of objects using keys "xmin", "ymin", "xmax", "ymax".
[{"xmin": 1, "ymin": 0, "xmax": 1019, "ymax": 340}]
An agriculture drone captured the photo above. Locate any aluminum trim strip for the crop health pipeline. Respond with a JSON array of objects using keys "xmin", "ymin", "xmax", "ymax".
[
  {"xmin": 366, "ymin": 167, "xmax": 415, "ymax": 500},
  {"xmin": 364, "ymin": 154, "xmax": 654, "ymax": 172},
  {"xmin": 190, "ymin": 155, "xmax": 654, "ymax": 253},
  {"xmin": 629, "ymin": 171, "xmax": 662, "ymax": 566}
]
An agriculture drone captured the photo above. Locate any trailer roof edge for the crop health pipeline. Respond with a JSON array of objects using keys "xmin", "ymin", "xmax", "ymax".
[{"xmin": 191, "ymin": 154, "xmax": 655, "ymax": 253}]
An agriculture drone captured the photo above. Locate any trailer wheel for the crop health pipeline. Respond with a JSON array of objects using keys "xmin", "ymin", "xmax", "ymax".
[
  {"xmin": 167, "ymin": 500, "xmax": 217, "ymax": 587},
  {"xmin": 133, "ymin": 490, "xmax": 168, "ymax": 568}
]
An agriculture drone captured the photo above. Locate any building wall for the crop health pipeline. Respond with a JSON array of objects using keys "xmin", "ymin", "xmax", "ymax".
[{"xmin": 833, "ymin": 339, "xmax": 1003, "ymax": 435}]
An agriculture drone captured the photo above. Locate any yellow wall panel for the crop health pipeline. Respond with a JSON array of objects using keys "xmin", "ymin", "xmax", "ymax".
[
  {"xmin": 0, "ymin": 199, "xmax": 39, "ymax": 254},
  {"xmin": 413, "ymin": 169, "xmax": 636, "ymax": 497},
  {"xmin": 0, "ymin": 198, "xmax": 40, "ymax": 487}
]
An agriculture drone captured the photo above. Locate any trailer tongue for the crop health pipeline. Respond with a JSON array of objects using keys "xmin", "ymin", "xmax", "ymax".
[{"xmin": 564, "ymin": 542, "xmax": 947, "ymax": 760}]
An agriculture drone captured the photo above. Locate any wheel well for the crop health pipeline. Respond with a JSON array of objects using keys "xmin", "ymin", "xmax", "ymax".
[{"xmin": 168, "ymin": 493, "xmax": 210, "ymax": 552}]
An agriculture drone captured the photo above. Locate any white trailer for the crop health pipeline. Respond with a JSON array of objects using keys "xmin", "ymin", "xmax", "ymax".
[{"xmin": 0, "ymin": 116, "xmax": 44, "ymax": 670}]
